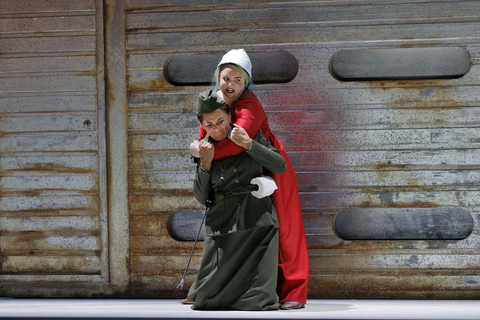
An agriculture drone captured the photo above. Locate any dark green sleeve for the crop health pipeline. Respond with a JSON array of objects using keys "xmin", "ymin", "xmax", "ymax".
[
  {"xmin": 246, "ymin": 131, "xmax": 287, "ymax": 174},
  {"xmin": 193, "ymin": 165, "xmax": 212, "ymax": 205}
]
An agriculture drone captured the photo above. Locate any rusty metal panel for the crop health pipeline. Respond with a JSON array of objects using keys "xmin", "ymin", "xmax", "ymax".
[
  {"xmin": 126, "ymin": 2, "xmax": 480, "ymax": 29},
  {"xmin": 0, "ymin": 154, "xmax": 98, "ymax": 173},
  {"xmin": 0, "ymin": 134, "xmax": 98, "ymax": 153},
  {"xmin": 0, "ymin": 56, "xmax": 95, "ymax": 74},
  {"xmin": 0, "ymin": 0, "xmax": 108, "ymax": 289},
  {"xmin": 0, "ymin": 216, "xmax": 100, "ymax": 234},
  {"xmin": 127, "ymin": 23, "xmax": 479, "ymax": 51},
  {"xmin": 1, "ymin": 235, "xmax": 100, "ymax": 254},
  {"xmin": 0, "ymin": 113, "xmax": 97, "ymax": 133},
  {"xmin": 0, "ymin": 16, "xmax": 95, "ymax": 34},
  {"xmin": 0, "ymin": 76, "xmax": 96, "ymax": 93},
  {"xmin": 0, "ymin": 0, "xmax": 95, "ymax": 14},
  {"xmin": 130, "ymin": 154, "xmax": 192, "ymax": 173},
  {"xmin": 125, "ymin": 0, "xmax": 480, "ymax": 299},
  {"xmin": 1, "ymin": 256, "xmax": 101, "ymax": 275},
  {"xmin": 0, "ymin": 195, "xmax": 99, "ymax": 212},
  {"xmin": 0, "ymin": 95, "xmax": 97, "ymax": 113},
  {"xmin": 0, "ymin": 175, "xmax": 98, "ymax": 193},
  {"xmin": 0, "ymin": 36, "xmax": 96, "ymax": 54}
]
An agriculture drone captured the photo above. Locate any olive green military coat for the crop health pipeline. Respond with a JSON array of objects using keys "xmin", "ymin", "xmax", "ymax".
[{"xmin": 187, "ymin": 131, "xmax": 287, "ymax": 310}]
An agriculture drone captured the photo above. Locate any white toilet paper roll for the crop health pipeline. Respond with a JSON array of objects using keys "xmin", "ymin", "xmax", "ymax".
[{"xmin": 250, "ymin": 176, "xmax": 278, "ymax": 199}]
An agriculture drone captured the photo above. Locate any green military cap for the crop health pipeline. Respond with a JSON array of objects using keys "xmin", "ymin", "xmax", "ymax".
[{"xmin": 198, "ymin": 89, "xmax": 225, "ymax": 113}]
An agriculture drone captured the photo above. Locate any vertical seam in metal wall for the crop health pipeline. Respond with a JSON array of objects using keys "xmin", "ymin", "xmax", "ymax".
[
  {"xmin": 104, "ymin": 0, "xmax": 130, "ymax": 293},
  {"xmin": 96, "ymin": 0, "xmax": 109, "ymax": 282}
]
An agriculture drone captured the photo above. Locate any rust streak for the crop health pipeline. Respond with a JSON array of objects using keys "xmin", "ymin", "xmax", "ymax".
[
  {"xmin": 0, "ymin": 230, "xmax": 101, "ymax": 237},
  {"xmin": 127, "ymin": 77, "xmax": 184, "ymax": 94},
  {"xmin": 3, "ymin": 163, "xmax": 96, "ymax": 174},
  {"xmin": 0, "ymin": 189, "xmax": 99, "ymax": 197},
  {"xmin": 0, "ymin": 209, "xmax": 98, "ymax": 217},
  {"xmin": 0, "ymin": 245, "xmax": 4, "ymax": 273},
  {"xmin": 355, "ymin": 200, "xmax": 440, "ymax": 209}
]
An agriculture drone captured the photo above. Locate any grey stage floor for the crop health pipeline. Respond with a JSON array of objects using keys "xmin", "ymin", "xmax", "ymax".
[{"xmin": 0, "ymin": 299, "xmax": 479, "ymax": 320}]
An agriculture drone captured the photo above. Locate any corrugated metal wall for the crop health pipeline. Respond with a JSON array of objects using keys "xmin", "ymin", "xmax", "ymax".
[
  {"xmin": 125, "ymin": 0, "xmax": 480, "ymax": 299},
  {"xmin": 2, "ymin": 0, "xmax": 479, "ymax": 299},
  {"xmin": 0, "ymin": 0, "xmax": 108, "ymax": 291}
]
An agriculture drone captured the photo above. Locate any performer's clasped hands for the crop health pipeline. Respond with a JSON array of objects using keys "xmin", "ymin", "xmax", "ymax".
[
  {"xmin": 229, "ymin": 124, "xmax": 252, "ymax": 150},
  {"xmin": 192, "ymin": 123, "xmax": 252, "ymax": 164},
  {"xmin": 198, "ymin": 140, "xmax": 214, "ymax": 171}
]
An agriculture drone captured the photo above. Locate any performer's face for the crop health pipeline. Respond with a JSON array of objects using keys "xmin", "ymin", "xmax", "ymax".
[
  {"xmin": 202, "ymin": 109, "xmax": 232, "ymax": 141},
  {"xmin": 218, "ymin": 67, "xmax": 245, "ymax": 104}
]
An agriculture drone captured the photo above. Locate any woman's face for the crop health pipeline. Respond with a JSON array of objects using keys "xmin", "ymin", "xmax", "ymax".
[
  {"xmin": 218, "ymin": 67, "xmax": 245, "ymax": 104},
  {"xmin": 202, "ymin": 108, "xmax": 232, "ymax": 141}
]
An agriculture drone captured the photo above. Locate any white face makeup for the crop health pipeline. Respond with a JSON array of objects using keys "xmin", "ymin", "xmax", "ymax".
[
  {"xmin": 218, "ymin": 67, "xmax": 245, "ymax": 105},
  {"xmin": 202, "ymin": 108, "xmax": 232, "ymax": 141}
]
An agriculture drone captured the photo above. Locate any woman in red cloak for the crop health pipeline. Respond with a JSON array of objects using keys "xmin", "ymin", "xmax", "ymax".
[{"xmin": 190, "ymin": 49, "xmax": 309, "ymax": 310}]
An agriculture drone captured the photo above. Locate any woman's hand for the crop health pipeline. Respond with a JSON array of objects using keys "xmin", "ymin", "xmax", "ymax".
[
  {"xmin": 229, "ymin": 124, "xmax": 252, "ymax": 150},
  {"xmin": 190, "ymin": 140, "xmax": 201, "ymax": 158},
  {"xmin": 199, "ymin": 140, "xmax": 214, "ymax": 171}
]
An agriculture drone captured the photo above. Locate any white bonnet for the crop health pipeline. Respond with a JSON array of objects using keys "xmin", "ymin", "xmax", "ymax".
[{"xmin": 217, "ymin": 49, "xmax": 252, "ymax": 77}]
